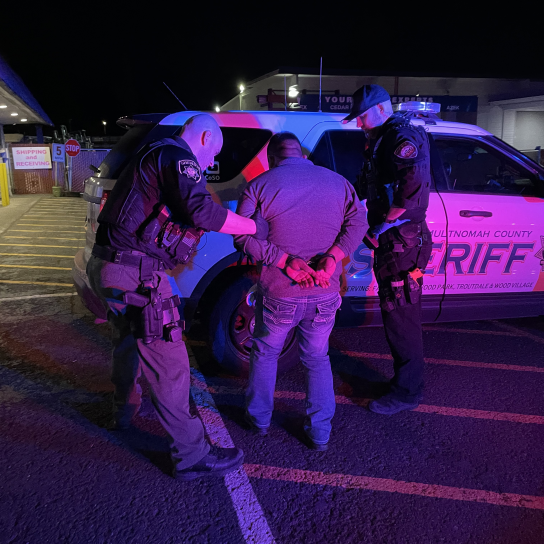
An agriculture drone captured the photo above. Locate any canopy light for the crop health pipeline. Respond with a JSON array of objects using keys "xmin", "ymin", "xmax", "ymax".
[
  {"xmin": 288, "ymin": 85, "xmax": 299, "ymax": 98},
  {"xmin": 10, "ymin": 112, "xmax": 18, "ymax": 116},
  {"xmin": 393, "ymin": 101, "xmax": 441, "ymax": 113},
  {"xmin": 0, "ymin": 105, "xmax": 7, "ymax": 109},
  {"xmin": 21, "ymin": 118, "xmax": 27, "ymax": 122}
]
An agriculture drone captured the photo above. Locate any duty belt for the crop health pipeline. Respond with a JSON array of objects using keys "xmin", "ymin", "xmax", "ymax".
[{"xmin": 92, "ymin": 244, "xmax": 164, "ymax": 272}]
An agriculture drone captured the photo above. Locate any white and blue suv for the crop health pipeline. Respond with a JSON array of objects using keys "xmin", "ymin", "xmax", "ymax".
[{"xmin": 73, "ymin": 107, "xmax": 544, "ymax": 374}]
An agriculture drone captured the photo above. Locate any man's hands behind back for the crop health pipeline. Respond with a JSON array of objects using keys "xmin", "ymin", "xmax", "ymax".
[
  {"xmin": 284, "ymin": 254, "xmax": 337, "ymax": 289},
  {"xmin": 285, "ymin": 257, "xmax": 318, "ymax": 288}
]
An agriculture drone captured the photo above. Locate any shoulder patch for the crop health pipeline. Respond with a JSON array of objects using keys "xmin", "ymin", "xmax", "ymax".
[
  {"xmin": 394, "ymin": 141, "xmax": 418, "ymax": 159},
  {"xmin": 178, "ymin": 160, "xmax": 201, "ymax": 182}
]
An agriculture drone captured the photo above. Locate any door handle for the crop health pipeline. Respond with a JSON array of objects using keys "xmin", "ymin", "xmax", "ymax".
[{"xmin": 459, "ymin": 210, "xmax": 492, "ymax": 218}]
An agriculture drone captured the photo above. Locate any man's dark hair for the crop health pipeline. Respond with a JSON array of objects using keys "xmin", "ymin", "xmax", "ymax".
[{"xmin": 267, "ymin": 132, "xmax": 302, "ymax": 159}]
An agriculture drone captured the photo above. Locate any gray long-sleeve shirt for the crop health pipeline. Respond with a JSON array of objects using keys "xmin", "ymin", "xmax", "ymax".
[{"xmin": 234, "ymin": 157, "xmax": 367, "ymax": 298}]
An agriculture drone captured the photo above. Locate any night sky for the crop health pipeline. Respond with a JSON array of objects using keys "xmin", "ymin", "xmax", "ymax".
[{"xmin": 1, "ymin": 4, "xmax": 540, "ymax": 136}]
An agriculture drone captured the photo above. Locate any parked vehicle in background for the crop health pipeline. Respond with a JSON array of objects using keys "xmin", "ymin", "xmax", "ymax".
[{"xmin": 73, "ymin": 107, "xmax": 544, "ymax": 375}]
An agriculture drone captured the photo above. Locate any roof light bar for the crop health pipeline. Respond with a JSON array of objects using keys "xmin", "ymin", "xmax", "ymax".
[{"xmin": 393, "ymin": 101, "xmax": 441, "ymax": 113}]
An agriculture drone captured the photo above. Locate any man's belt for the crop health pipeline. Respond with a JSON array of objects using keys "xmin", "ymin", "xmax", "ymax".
[{"xmin": 92, "ymin": 244, "xmax": 164, "ymax": 271}]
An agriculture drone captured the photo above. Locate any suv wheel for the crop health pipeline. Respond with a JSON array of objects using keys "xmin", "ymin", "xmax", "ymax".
[{"xmin": 208, "ymin": 272, "xmax": 299, "ymax": 376}]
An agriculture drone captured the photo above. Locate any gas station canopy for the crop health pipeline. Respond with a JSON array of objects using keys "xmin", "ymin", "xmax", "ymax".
[{"xmin": 0, "ymin": 54, "xmax": 53, "ymax": 126}]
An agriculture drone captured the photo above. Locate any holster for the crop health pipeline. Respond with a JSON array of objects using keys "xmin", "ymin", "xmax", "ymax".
[{"xmin": 123, "ymin": 291, "xmax": 184, "ymax": 344}]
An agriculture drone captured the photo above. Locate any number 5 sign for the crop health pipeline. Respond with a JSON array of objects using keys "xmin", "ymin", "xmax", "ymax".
[{"xmin": 52, "ymin": 143, "xmax": 65, "ymax": 163}]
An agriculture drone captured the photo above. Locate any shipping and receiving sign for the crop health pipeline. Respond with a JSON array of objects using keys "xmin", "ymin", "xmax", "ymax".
[{"xmin": 12, "ymin": 146, "xmax": 52, "ymax": 170}]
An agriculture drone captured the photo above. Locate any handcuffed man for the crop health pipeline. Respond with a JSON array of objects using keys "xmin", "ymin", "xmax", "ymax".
[{"xmin": 234, "ymin": 132, "xmax": 367, "ymax": 450}]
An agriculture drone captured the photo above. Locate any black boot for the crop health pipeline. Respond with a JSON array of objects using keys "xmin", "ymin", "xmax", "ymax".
[{"xmin": 174, "ymin": 446, "xmax": 244, "ymax": 481}]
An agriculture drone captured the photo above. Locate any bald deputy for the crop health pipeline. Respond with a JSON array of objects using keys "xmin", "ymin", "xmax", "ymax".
[{"xmin": 87, "ymin": 114, "xmax": 268, "ymax": 481}]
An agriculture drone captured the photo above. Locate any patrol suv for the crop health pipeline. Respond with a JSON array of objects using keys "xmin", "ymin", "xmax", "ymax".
[{"xmin": 73, "ymin": 107, "xmax": 544, "ymax": 375}]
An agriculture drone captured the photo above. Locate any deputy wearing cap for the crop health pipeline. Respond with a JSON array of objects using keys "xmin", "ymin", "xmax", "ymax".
[{"xmin": 343, "ymin": 85, "xmax": 433, "ymax": 415}]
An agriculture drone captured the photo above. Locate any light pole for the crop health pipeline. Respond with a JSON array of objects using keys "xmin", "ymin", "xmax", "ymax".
[
  {"xmin": 239, "ymin": 84, "xmax": 245, "ymax": 111},
  {"xmin": 102, "ymin": 120, "xmax": 107, "ymax": 135}
]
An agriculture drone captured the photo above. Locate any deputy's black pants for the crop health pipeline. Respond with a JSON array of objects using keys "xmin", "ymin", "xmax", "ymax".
[
  {"xmin": 380, "ymin": 291, "xmax": 424, "ymax": 402},
  {"xmin": 87, "ymin": 255, "xmax": 209, "ymax": 470},
  {"xmin": 374, "ymin": 231, "xmax": 430, "ymax": 402}
]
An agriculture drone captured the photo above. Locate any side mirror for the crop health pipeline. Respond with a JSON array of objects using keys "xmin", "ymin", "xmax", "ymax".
[{"xmin": 89, "ymin": 164, "xmax": 100, "ymax": 174}]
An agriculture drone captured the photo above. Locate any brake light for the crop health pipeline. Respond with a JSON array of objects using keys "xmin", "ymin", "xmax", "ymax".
[{"xmin": 99, "ymin": 191, "xmax": 110, "ymax": 213}]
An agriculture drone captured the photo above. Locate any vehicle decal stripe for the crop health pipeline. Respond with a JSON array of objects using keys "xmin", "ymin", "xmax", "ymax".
[
  {"xmin": 0, "ymin": 293, "xmax": 77, "ymax": 302},
  {"xmin": 0, "ymin": 253, "xmax": 74, "ymax": 258},
  {"xmin": 0, "ymin": 264, "xmax": 71, "ymax": 270},
  {"xmin": 243, "ymin": 464, "xmax": 544, "ymax": 510},
  {"xmin": 0, "ymin": 280, "xmax": 73, "ymax": 287},
  {"xmin": 341, "ymin": 351, "xmax": 544, "ymax": 373},
  {"xmin": 190, "ymin": 367, "xmax": 277, "ymax": 544}
]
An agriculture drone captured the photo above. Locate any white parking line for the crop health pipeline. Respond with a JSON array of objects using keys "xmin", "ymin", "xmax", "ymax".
[
  {"xmin": 492, "ymin": 321, "xmax": 544, "ymax": 346},
  {"xmin": 340, "ymin": 351, "xmax": 544, "ymax": 373},
  {"xmin": 190, "ymin": 367, "xmax": 276, "ymax": 544},
  {"xmin": 423, "ymin": 326, "xmax": 523, "ymax": 337},
  {"xmin": 3, "ymin": 236, "xmax": 85, "ymax": 241},
  {"xmin": 0, "ymin": 293, "xmax": 77, "ymax": 302}
]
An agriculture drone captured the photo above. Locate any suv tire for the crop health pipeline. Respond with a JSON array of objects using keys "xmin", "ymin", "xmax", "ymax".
[{"xmin": 208, "ymin": 272, "xmax": 299, "ymax": 376}]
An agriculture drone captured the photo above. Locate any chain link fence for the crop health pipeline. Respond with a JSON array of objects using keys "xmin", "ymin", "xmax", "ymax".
[{"xmin": 8, "ymin": 144, "xmax": 111, "ymax": 194}]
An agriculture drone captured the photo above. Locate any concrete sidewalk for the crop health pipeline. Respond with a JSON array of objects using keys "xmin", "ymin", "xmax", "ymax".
[{"xmin": 0, "ymin": 194, "xmax": 45, "ymax": 235}]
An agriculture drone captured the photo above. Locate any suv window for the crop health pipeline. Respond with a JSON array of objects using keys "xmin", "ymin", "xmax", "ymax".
[
  {"xmin": 206, "ymin": 127, "xmax": 272, "ymax": 183},
  {"xmin": 309, "ymin": 130, "xmax": 367, "ymax": 185},
  {"xmin": 433, "ymin": 136, "xmax": 537, "ymax": 196},
  {"xmin": 97, "ymin": 124, "xmax": 183, "ymax": 179}
]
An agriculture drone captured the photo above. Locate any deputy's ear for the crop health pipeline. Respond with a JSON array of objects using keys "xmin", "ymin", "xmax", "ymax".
[
  {"xmin": 303, "ymin": 154, "xmax": 308, "ymax": 159},
  {"xmin": 202, "ymin": 130, "xmax": 212, "ymax": 146}
]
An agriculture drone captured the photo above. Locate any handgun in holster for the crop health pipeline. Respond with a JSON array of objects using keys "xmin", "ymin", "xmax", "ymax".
[
  {"xmin": 123, "ymin": 290, "xmax": 184, "ymax": 344},
  {"xmin": 405, "ymin": 268, "xmax": 424, "ymax": 305}
]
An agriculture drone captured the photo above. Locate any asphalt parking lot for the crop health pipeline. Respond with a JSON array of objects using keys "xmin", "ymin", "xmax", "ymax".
[{"xmin": 1, "ymin": 196, "xmax": 543, "ymax": 544}]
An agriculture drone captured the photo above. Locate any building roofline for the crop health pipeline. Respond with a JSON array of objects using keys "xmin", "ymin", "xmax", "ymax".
[{"xmin": 247, "ymin": 66, "xmax": 544, "ymax": 84}]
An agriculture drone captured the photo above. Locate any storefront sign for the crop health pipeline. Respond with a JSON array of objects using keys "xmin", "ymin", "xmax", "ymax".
[
  {"xmin": 12, "ymin": 146, "xmax": 52, "ymax": 170},
  {"xmin": 299, "ymin": 94, "xmax": 353, "ymax": 113},
  {"xmin": 392, "ymin": 95, "xmax": 478, "ymax": 112},
  {"xmin": 298, "ymin": 94, "xmax": 478, "ymax": 113}
]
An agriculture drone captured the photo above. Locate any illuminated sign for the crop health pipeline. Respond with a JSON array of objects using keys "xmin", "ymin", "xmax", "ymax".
[
  {"xmin": 299, "ymin": 94, "xmax": 353, "ymax": 113},
  {"xmin": 391, "ymin": 95, "xmax": 478, "ymax": 113},
  {"xmin": 12, "ymin": 146, "xmax": 52, "ymax": 170}
]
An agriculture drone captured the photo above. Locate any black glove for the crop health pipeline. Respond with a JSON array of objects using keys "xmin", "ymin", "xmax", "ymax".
[{"xmin": 251, "ymin": 209, "xmax": 269, "ymax": 240}]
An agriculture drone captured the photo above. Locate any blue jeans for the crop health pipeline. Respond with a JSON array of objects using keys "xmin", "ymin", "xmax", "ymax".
[{"xmin": 246, "ymin": 291, "xmax": 341, "ymax": 445}]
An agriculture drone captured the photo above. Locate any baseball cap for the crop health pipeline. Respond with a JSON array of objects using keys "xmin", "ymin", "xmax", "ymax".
[{"xmin": 342, "ymin": 84, "xmax": 391, "ymax": 122}]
